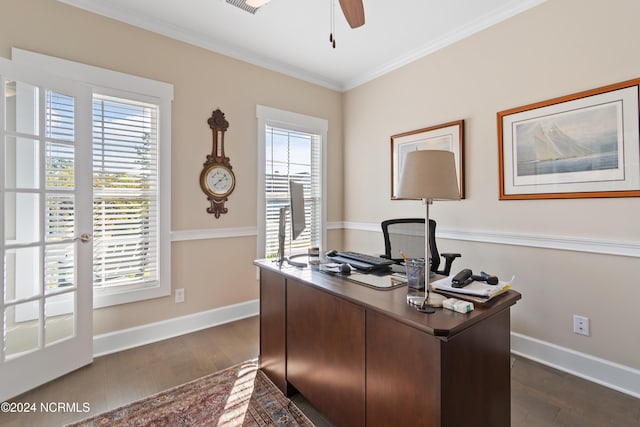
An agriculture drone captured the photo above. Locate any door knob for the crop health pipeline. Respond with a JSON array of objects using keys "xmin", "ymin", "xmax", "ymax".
[{"xmin": 75, "ymin": 233, "xmax": 92, "ymax": 243}]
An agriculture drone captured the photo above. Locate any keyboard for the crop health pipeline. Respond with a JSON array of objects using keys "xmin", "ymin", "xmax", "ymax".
[{"xmin": 328, "ymin": 251, "xmax": 393, "ymax": 271}]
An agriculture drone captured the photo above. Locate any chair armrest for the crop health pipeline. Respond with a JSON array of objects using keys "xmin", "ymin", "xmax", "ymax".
[
  {"xmin": 441, "ymin": 253, "xmax": 461, "ymax": 259},
  {"xmin": 437, "ymin": 253, "xmax": 462, "ymax": 276}
]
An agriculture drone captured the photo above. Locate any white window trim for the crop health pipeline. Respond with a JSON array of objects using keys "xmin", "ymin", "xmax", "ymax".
[
  {"xmin": 256, "ymin": 105, "xmax": 328, "ymax": 258},
  {"xmin": 12, "ymin": 48, "xmax": 173, "ymax": 308}
]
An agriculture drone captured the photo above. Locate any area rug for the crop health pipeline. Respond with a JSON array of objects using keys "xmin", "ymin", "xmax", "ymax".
[{"xmin": 66, "ymin": 359, "xmax": 315, "ymax": 427}]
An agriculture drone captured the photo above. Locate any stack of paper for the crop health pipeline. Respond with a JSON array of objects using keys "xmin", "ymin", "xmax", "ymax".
[{"xmin": 431, "ymin": 275, "xmax": 514, "ymax": 302}]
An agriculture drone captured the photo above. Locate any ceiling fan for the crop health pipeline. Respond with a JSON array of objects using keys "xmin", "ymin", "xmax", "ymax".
[
  {"xmin": 329, "ymin": 0, "xmax": 364, "ymax": 48},
  {"xmin": 338, "ymin": 0, "xmax": 365, "ymax": 29},
  {"xmin": 235, "ymin": 0, "xmax": 364, "ymax": 29},
  {"xmin": 231, "ymin": 0, "xmax": 363, "ymax": 48}
]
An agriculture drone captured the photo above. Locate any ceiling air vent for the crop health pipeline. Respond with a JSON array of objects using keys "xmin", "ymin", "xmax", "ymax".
[{"xmin": 226, "ymin": 0, "xmax": 266, "ymax": 15}]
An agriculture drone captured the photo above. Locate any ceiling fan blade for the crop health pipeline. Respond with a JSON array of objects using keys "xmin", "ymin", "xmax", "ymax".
[{"xmin": 338, "ymin": 0, "xmax": 365, "ymax": 29}]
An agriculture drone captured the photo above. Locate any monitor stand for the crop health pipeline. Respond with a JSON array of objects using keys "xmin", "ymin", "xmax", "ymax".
[
  {"xmin": 285, "ymin": 253, "xmax": 307, "ymax": 268},
  {"xmin": 275, "ymin": 253, "xmax": 308, "ymax": 268}
]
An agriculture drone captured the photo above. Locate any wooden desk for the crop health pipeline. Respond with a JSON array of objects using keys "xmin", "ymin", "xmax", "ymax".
[{"xmin": 255, "ymin": 259, "xmax": 521, "ymax": 427}]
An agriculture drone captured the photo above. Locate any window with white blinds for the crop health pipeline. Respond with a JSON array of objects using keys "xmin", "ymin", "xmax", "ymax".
[
  {"xmin": 10, "ymin": 48, "xmax": 173, "ymax": 308},
  {"xmin": 264, "ymin": 126, "xmax": 322, "ymax": 258},
  {"xmin": 92, "ymin": 95, "xmax": 159, "ymax": 291},
  {"xmin": 257, "ymin": 106, "xmax": 326, "ymax": 260}
]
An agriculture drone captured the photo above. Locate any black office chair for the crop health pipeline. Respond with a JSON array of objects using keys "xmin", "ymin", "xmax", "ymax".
[{"xmin": 381, "ymin": 218, "xmax": 461, "ymax": 276}]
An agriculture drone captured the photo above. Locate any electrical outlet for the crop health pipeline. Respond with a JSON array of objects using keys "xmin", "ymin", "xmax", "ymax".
[
  {"xmin": 573, "ymin": 314, "xmax": 589, "ymax": 336},
  {"xmin": 175, "ymin": 288, "xmax": 185, "ymax": 303}
]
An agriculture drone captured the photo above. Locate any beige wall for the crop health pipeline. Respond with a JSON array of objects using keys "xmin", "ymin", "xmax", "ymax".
[
  {"xmin": 0, "ymin": 0, "xmax": 343, "ymax": 335},
  {"xmin": 343, "ymin": 0, "xmax": 640, "ymax": 369},
  {"xmin": 3, "ymin": 0, "xmax": 639, "ymax": 373}
]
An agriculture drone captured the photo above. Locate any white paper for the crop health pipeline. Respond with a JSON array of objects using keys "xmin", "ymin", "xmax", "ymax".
[{"xmin": 431, "ymin": 275, "xmax": 514, "ymax": 297}]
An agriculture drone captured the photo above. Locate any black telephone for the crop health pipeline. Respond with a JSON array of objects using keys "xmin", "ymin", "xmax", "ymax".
[
  {"xmin": 452, "ymin": 269, "xmax": 499, "ymax": 288},
  {"xmin": 472, "ymin": 271, "xmax": 499, "ymax": 285},
  {"xmin": 451, "ymin": 269, "xmax": 473, "ymax": 288}
]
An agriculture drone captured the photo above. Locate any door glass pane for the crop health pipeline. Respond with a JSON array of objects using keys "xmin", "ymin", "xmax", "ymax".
[
  {"xmin": 4, "ymin": 136, "xmax": 40, "ymax": 189},
  {"xmin": 46, "ymin": 91, "xmax": 75, "ymax": 141},
  {"xmin": 4, "ymin": 301, "xmax": 41, "ymax": 359},
  {"xmin": 4, "ymin": 80, "xmax": 39, "ymax": 135},
  {"xmin": 46, "ymin": 142, "xmax": 74, "ymax": 189},
  {"xmin": 4, "ymin": 192, "xmax": 40, "ymax": 245},
  {"xmin": 46, "ymin": 195, "xmax": 75, "ymax": 242},
  {"xmin": 4, "ymin": 247, "xmax": 41, "ymax": 302},
  {"xmin": 45, "ymin": 293, "xmax": 75, "ymax": 345},
  {"xmin": 45, "ymin": 243, "xmax": 75, "ymax": 293}
]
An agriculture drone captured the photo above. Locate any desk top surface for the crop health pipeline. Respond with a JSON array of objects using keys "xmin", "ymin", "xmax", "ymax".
[{"xmin": 255, "ymin": 259, "xmax": 521, "ymax": 339}]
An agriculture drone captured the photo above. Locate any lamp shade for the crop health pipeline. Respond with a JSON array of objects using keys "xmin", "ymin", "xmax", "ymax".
[{"xmin": 397, "ymin": 150, "xmax": 460, "ymax": 201}]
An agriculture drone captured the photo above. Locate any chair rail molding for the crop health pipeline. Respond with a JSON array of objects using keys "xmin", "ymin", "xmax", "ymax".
[
  {"xmin": 171, "ymin": 221, "xmax": 345, "ymax": 242},
  {"xmin": 343, "ymin": 222, "xmax": 640, "ymax": 258},
  {"xmin": 171, "ymin": 227, "xmax": 256, "ymax": 242}
]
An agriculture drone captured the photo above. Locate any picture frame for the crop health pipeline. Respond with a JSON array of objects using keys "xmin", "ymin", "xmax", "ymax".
[
  {"xmin": 390, "ymin": 120, "xmax": 465, "ymax": 199},
  {"xmin": 498, "ymin": 78, "xmax": 640, "ymax": 200}
]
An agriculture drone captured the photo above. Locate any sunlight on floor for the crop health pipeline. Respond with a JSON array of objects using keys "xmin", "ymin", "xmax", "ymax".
[{"xmin": 218, "ymin": 363, "xmax": 257, "ymax": 426}]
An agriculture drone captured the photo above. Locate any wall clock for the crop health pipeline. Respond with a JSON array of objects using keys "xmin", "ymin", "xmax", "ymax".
[{"xmin": 200, "ymin": 109, "xmax": 235, "ymax": 218}]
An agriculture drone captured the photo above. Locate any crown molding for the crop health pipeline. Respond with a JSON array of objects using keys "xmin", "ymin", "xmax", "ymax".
[
  {"xmin": 56, "ymin": 0, "xmax": 343, "ymax": 91},
  {"xmin": 57, "ymin": 0, "xmax": 546, "ymax": 92},
  {"xmin": 343, "ymin": 0, "xmax": 547, "ymax": 90}
]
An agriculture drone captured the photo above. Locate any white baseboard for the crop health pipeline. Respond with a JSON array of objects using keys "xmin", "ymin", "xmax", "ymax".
[
  {"xmin": 511, "ymin": 332, "xmax": 640, "ymax": 399},
  {"xmin": 92, "ymin": 301, "xmax": 640, "ymax": 399},
  {"xmin": 92, "ymin": 299, "xmax": 259, "ymax": 357}
]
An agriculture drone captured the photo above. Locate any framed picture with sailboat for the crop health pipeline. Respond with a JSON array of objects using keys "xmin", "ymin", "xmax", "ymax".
[{"xmin": 498, "ymin": 78, "xmax": 640, "ymax": 199}]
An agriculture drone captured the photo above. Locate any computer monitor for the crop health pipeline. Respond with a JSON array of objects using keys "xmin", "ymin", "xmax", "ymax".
[
  {"xmin": 289, "ymin": 180, "xmax": 306, "ymax": 240},
  {"xmin": 277, "ymin": 180, "xmax": 307, "ymax": 267}
]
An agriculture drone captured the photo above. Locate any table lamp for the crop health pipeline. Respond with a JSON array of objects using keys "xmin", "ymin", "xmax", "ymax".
[{"xmin": 397, "ymin": 150, "xmax": 460, "ymax": 313}]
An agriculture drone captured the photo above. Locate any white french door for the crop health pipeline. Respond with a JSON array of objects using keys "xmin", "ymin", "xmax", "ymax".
[{"xmin": 0, "ymin": 58, "xmax": 93, "ymax": 401}]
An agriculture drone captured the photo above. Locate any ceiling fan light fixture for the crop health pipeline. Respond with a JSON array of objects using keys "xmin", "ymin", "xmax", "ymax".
[
  {"xmin": 245, "ymin": 0, "xmax": 271, "ymax": 8},
  {"xmin": 226, "ymin": 0, "xmax": 270, "ymax": 14}
]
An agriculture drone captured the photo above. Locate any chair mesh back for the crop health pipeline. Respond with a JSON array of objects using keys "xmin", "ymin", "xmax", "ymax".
[{"xmin": 386, "ymin": 222, "xmax": 425, "ymax": 260}]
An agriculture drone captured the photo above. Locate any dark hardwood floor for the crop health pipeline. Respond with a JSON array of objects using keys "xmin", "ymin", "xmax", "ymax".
[
  {"xmin": 511, "ymin": 356, "xmax": 640, "ymax": 426},
  {"xmin": 1, "ymin": 316, "xmax": 638, "ymax": 427},
  {"xmin": 0, "ymin": 317, "xmax": 260, "ymax": 427}
]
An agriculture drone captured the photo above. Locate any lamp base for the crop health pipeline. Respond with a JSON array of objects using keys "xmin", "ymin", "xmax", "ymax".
[
  {"xmin": 417, "ymin": 303, "xmax": 436, "ymax": 313},
  {"xmin": 407, "ymin": 291, "xmax": 445, "ymax": 307},
  {"xmin": 407, "ymin": 289, "xmax": 445, "ymax": 314}
]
